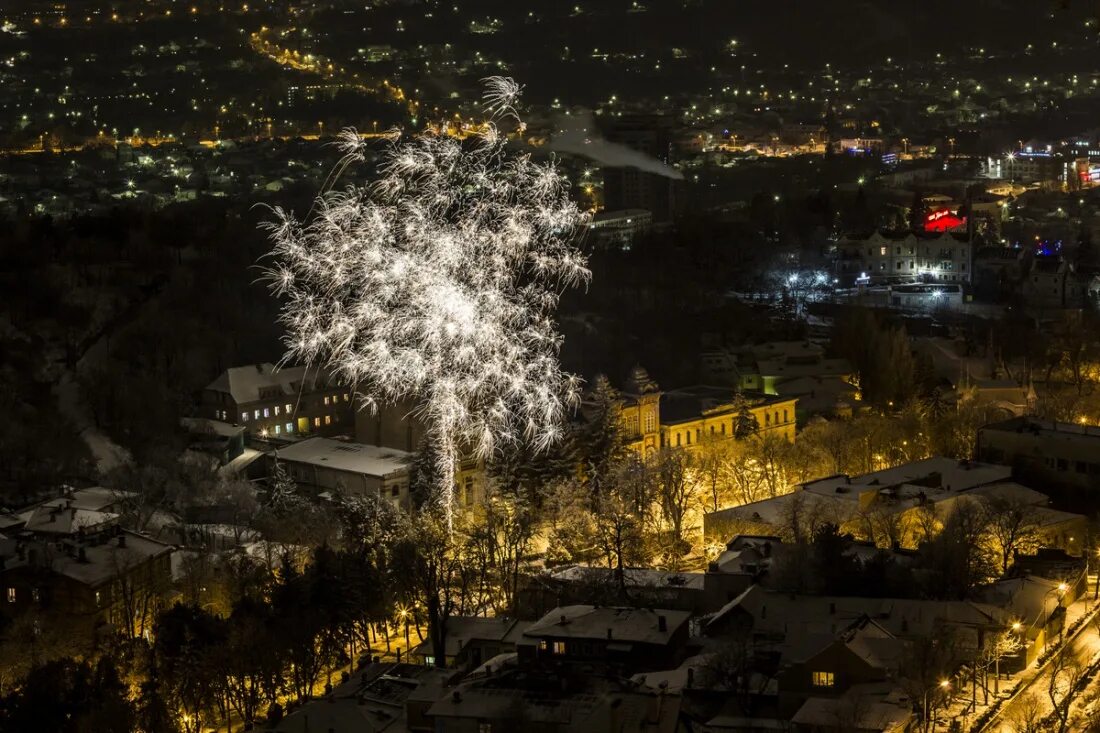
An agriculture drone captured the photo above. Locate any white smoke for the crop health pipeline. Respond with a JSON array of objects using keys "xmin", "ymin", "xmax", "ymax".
[{"xmin": 547, "ymin": 111, "xmax": 685, "ymax": 180}]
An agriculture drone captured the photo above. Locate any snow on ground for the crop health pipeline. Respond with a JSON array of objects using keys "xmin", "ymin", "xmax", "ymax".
[{"xmin": 54, "ymin": 368, "xmax": 130, "ymax": 473}]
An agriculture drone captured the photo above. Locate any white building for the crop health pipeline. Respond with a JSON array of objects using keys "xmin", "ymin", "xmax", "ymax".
[
  {"xmin": 834, "ymin": 231, "xmax": 972, "ymax": 286},
  {"xmin": 271, "ymin": 437, "xmax": 413, "ymax": 508}
]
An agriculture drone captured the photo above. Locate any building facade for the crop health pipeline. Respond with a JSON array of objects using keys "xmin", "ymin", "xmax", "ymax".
[
  {"xmin": 615, "ymin": 367, "xmax": 798, "ymax": 458},
  {"xmin": 834, "ymin": 231, "xmax": 973, "ymax": 287},
  {"xmin": 202, "ymin": 363, "xmax": 354, "ymax": 440}
]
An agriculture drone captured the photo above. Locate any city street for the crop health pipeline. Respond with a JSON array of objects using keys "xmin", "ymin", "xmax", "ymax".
[{"xmin": 979, "ymin": 584, "xmax": 1100, "ymax": 733}]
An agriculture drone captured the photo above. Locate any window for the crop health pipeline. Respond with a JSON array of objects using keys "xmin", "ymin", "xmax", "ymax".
[
  {"xmin": 31, "ymin": 588, "xmax": 39, "ymax": 604},
  {"xmin": 644, "ymin": 411, "xmax": 655, "ymax": 433},
  {"xmin": 274, "ymin": 405, "xmax": 281, "ymax": 416},
  {"xmin": 676, "ymin": 433, "xmax": 682, "ymax": 447},
  {"xmin": 95, "ymin": 591, "xmax": 102, "ymax": 606},
  {"xmin": 424, "ymin": 656, "xmax": 435, "ymax": 666},
  {"xmin": 479, "ymin": 724, "xmax": 492, "ymax": 733},
  {"xmin": 391, "ymin": 485, "xmax": 400, "ymax": 497},
  {"xmin": 242, "ymin": 412, "xmax": 249, "ymax": 422},
  {"xmin": 720, "ymin": 424, "xmax": 726, "ymax": 435},
  {"xmin": 783, "ymin": 409, "xmax": 789, "ymax": 422},
  {"xmin": 343, "ymin": 393, "xmax": 350, "ymax": 402},
  {"xmin": 553, "ymin": 641, "xmax": 567, "ymax": 654},
  {"xmin": 324, "ymin": 415, "xmax": 332, "ymax": 425},
  {"xmin": 254, "ymin": 410, "xmax": 261, "ymax": 420},
  {"xmin": 686, "ymin": 431, "xmax": 691, "ymax": 445},
  {"xmin": 765, "ymin": 413, "xmax": 771, "ymax": 426},
  {"xmin": 286, "ymin": 422, "xmax": 294, "ymax": 433},
  {"xmin": 324, "ymin": 396, "xmax": 331, "ymax": 405},
  {"xmin": 263, "ymin": 408, "xmax": 270, "ymax": 418},
  {"xmin": 314, "ymin": 417, "xmax": 322, "ymax": 428},
  {"xmin": 285, "ymin": 403, "xmax": 293, "ymax": 414},
  {"xmin": 880, "ymin": 246, "xmax": 887, "ymax": 256},
  {"xmin": 5, "ymin": 588, "xmax": 14, "ymax": 603},
  {"xmin": 812, "ymin": 671, "xmax": 834, "ymax": 687},
  {"xmin": 275, "ymin": 424, "xmax": 281, "ymax": 435}
]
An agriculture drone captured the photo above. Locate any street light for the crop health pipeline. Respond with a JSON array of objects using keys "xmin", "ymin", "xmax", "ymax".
[{"xmin": 398, "ymin": 606, "xmax": 411, "ymax": 652}]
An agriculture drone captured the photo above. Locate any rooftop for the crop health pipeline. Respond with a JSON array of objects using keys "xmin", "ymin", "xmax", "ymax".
[
  {"xmin": 275, "ymin": 438, "xmax": 413, "ymax": 478},
  {"xmin": 205, "ymin": 363, "xmax": 339, "ymax": 405},
  {"xmin": 524, "ymin": 606, "xmax": 691, "ymax": 646},
  {"xmin": 802, "ymin": 457, "xmax": 1011, "ymax": 498},
  {"xmin": 659, "ymin": 386, "xmax": 794, "ymax": 425},
  {"xmin": 981, "ymin": 416, "xmax": 1100, "ymax": 440}
]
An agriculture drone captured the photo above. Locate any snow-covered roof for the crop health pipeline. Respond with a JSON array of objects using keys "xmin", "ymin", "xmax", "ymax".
[
  {"xmin": 205, "ymin": 363, "xmax": 338, "ymax": 405},
  {"xmin": 275, "ymin": 438, "xmax": 413, "ymax": 478}
]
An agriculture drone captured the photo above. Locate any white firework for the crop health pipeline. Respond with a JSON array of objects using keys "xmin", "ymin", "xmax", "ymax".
[
  {"xmin": 264, "ymin": 78, "xmax": 589, "ymax": 524},
  {"xmin": 481, "ymin": 76, "xmax": 524, "ymax": 121}
]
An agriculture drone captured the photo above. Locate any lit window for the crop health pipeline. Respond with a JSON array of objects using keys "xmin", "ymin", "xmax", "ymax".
[
  {"xmin": 285, "ymin": 403, "xmax": 293, "ymax": 414},
  {"xmin": 324, "ymin": 396, "xmax": 331, "ymax": 406},
  {"xmin": 31, "ymin": 588, "xmax": 39, "ymax": 604},
  {"xmin": 343, "ymin": 393, "xmax": 350, "ymax": 402},
  {"xmin": 553, "ymin": 641, "xmax": 567, "ymax": 654},
  {"xmin": 95, "ymin": 590, "xmax": 102, "ymax": 606},
  {"xmin": 274, "ymin": 405, "xmax": 281, "ymax": 416},
  {"xmin": 314, "ymin": 417, "xmax": 321, "ymax": 427},
  {"xmin": 424, "ymin": 656, "xmax": 435, "ymax": 666},
  {"xmin": 6, "ymin": 588, "xmax": 14, "ymax": 603},
  {"xmin": 880, "ymin": 246, "xmax": 887, "ymax": 256},
  {"xmin": 325, "ymin": 415, "xmax": 332, "ymax": 425},
  {"xmin": 254, "ymin": 410, "xmax": 260, "ymax": 420},
  {"xmin": 275, "ymin": 425, "xmax": 281, "ymax": 435},
  {"xmin": 286, "ymin": 422, "xmax": 293, "ymax": 433},
  {"xmin": 241, "ymin": 412, "xmax": 249, "ymax": 422},
  {"xmin": 812, "ymin": 671, "xmax": 834, "ymax": 687},
  {"xmin": 263, "ymin": 408, "xmax": 270, "ymax": 418},
  {"xmin": 539, "ymin": 640, "xmax": 548, "ymax": 651}
]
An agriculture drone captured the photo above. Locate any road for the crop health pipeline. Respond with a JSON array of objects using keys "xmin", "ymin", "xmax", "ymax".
[{"xmin": 989, "ymin": 613, "xmax": 1100, "ymax": 732}]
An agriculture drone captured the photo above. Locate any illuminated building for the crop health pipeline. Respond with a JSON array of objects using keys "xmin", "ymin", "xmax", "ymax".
[
  {"xmin": 615, "ymin": 366, "xmax": 798, "ymax": 458},
  {"xmin": 834, "ymin": 231, "xmax": 973, "ymax": 286},
  {"xmin": 1002, "ymin": 148, "xmax": 1064, "ymax": 184},
  {"xmin": 202, "ymin": 363, "xmax": 354, "ymax": 439}
]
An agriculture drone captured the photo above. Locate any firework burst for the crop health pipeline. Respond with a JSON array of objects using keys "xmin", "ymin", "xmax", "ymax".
[{"xmin": 264, "ymin": 78, "xmax": 589, "ymax": 523}]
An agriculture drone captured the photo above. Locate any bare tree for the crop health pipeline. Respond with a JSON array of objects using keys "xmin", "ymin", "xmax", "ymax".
[
  {"xmin": 651, "ymin": 447, "xmax": 698, "ymax": 568},
  {"xmin": 982, "ymin": 494, "xmax": 1042, "ymax": 575},
  {"xmin": 1048, "ymin": 644, "xmax": 1087, "ymax": 733},
  {"xmin": 694, "ymin": 435, "xmax": 736, "ymax": 512},
  {"xmin": 1009, "ymin": 692, "xmax": 1045, "ymax": 733}
]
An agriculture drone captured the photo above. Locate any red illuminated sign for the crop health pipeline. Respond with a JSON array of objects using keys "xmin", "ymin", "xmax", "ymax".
[{"xmin": 924, "ymin": 209, "xmax": 967, "ymax": 232}]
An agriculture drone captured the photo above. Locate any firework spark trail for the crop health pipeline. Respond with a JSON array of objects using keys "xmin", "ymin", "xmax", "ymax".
[{"xmin": 264, "ymin": 77, "xmax": 589, "ymax": 525}]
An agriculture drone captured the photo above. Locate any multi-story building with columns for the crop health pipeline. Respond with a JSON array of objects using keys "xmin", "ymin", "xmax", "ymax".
[{"xmin": 616, "ymin": 366, "xmax": 797, "ymax": 457}]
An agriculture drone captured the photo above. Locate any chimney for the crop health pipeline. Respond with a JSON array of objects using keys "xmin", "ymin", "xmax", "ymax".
[
  {"xmin": 117, "ymin": 534, "xmax": 127, "ymax": 549},
  {"xmin": 607, "ymin": 628, "xmax": 613, "ymax": 640},
  {"xmin": 658, "ymin": 615, "xmax": 667, "ymax": 632},
  {"xmin": 77, "ymin": 546, "xmax": 87, "ymax": 563},
  {"xmin": 560, "ymin": 614, "xmax": 567, "ymax": 625}
]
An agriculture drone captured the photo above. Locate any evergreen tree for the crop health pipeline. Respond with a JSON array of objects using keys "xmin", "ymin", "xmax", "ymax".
[
  {"xmin": 573, "ymin": 375, "xmax": 629, "ymax": 505},
  {"xmin": 731, "ymin": 391, "xmax": 760, "ymax": 440}
]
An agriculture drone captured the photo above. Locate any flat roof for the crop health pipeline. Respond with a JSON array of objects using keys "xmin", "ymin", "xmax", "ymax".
[
  {"xmin": 802, "ymin": 457, "xmax": 1011, "ymax": 497},
  {"xmin": 275, "ymin": 438, "xmax": 413, "ymax": 478}
]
